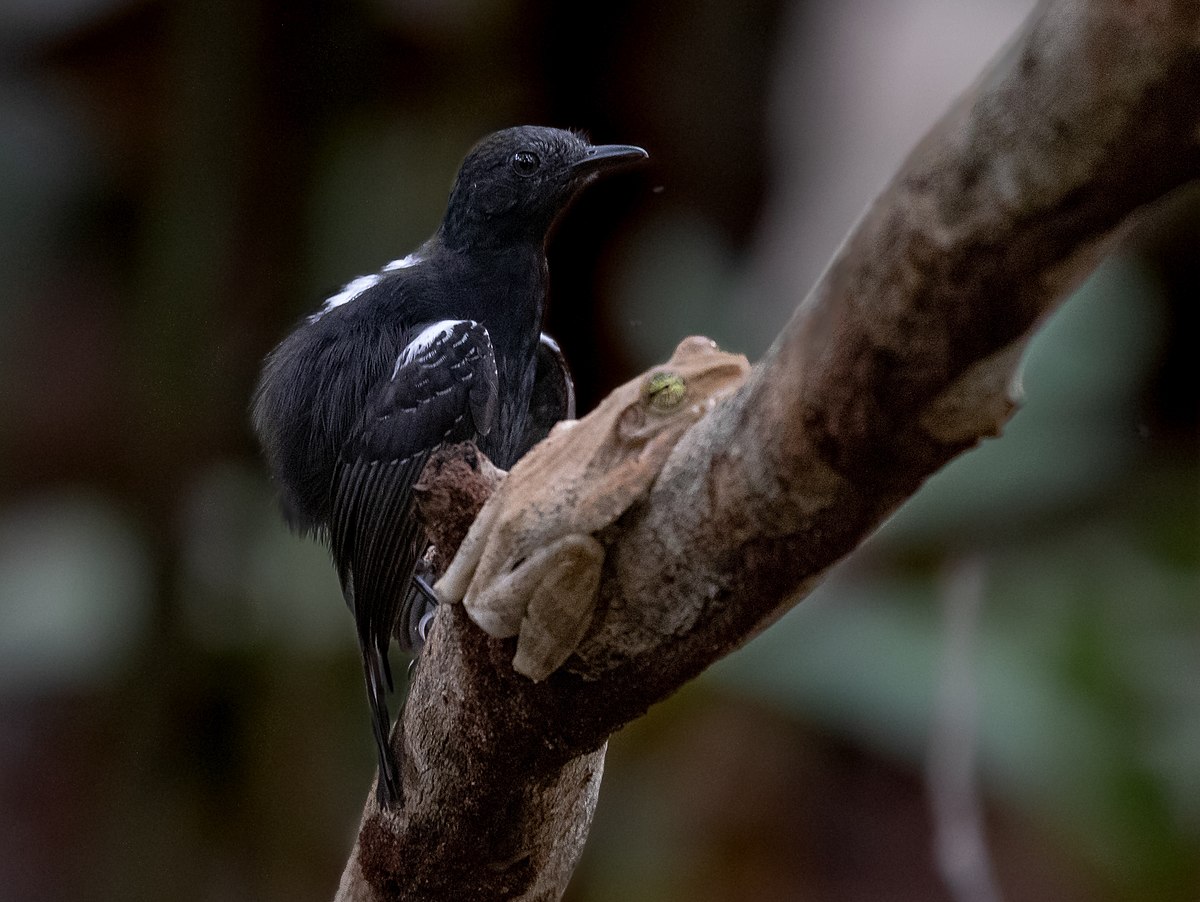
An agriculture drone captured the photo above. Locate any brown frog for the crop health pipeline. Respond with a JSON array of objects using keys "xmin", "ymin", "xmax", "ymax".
[{"xmin": 435, "ymin": 336, "xmax": 751, "ymax": 680}]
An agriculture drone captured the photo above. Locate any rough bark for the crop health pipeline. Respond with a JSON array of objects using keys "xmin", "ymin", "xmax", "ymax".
[{"xmin": 336, "ymin": 1, "xmax": 1200, "ymax": 899}]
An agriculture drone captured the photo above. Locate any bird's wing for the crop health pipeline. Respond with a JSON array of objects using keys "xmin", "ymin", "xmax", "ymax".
[
  {"xmin": 515, "ymin": 332, "xmax": 576, "ymax": 455},
  {"xmin": 329, "ymin": 319, "xmax": 498, "ymax": 770}
]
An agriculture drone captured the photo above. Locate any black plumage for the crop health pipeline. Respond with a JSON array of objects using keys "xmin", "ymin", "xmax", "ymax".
[{"xmin": 251, "ymin": 126, "xmax": 645, "ymax": 806}]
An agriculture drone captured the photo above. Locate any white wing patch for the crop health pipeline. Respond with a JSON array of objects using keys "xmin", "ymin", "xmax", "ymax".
[{"xmin": 394, "ymin": 319, "xmax": 481, "ymax": 377}]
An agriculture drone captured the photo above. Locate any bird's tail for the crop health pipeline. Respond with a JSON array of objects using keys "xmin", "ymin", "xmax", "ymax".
[{"xmin": 363, "ymin": 643, "xmax": 402, "ymax": 807}]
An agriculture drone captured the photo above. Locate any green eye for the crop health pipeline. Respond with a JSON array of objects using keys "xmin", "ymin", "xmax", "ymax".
[{"xmin": 644, "ymin": 371, "xmax": 686, "ymax": 410}]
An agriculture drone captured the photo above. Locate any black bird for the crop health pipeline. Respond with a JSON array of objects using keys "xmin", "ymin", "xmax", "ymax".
[{"xmin": 252, "ymin": 126, "xmax": 646, "ymax": 806}]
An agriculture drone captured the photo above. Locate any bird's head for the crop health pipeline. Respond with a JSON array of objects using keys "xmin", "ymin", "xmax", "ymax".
[{"xmin": 441, "ymin": 126, "xmax": 647, "ymax": 249}]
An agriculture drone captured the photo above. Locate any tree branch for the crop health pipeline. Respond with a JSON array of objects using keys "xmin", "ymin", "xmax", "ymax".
[{"xmin": 336, "ymin": 1, "xmax": 1200, "ymax": 898}]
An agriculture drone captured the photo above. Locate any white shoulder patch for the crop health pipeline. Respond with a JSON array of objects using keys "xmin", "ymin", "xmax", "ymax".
[
  {"xmin": 309, "ymin": 273, "xmax": 383, "ymax": 322},
  {"xmin": 383, "ymin": 253, "xmax": 423, "ymax": 272},
  {"xmin": 308, "ymin": 252, "xmax": 425, "ymax": 322},
  {"xmin": 394, "ymin": 319, "xmax": 482, "ymax": 376}
]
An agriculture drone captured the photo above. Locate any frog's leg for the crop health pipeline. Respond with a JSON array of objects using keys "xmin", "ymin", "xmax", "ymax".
[{"xmin": 513, "ymin": 535, "xmax": 605, "ymax": 681}]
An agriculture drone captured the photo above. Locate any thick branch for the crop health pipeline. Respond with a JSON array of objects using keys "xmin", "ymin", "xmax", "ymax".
[{"xmin": 337, "ymin": 2, "xmax": 1200, "ymax": 899}]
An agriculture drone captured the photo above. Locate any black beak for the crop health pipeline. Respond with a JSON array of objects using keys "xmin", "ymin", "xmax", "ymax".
[{"xmin": 572, "ymin": 144, "xmax": 649, "ymax": 174}]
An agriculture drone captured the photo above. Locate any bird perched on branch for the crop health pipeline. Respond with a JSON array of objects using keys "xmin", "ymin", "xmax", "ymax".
[{"xmin": 252, "ymin": 126, "xmax": 646, "ymax": 807}]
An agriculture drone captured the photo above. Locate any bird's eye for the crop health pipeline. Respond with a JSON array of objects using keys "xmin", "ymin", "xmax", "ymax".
[{"xmin": 510, "ymin": 150, "xmax": 540, "ymax": 176}]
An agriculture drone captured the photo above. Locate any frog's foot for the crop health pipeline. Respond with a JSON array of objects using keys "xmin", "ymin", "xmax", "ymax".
[{"xmin": 462, "ymin": 535, "xmax": 605, "ymax": 681}]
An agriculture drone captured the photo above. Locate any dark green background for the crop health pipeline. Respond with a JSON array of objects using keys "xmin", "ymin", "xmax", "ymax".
[{"xmin": 0, "ymin": 1, "xmax": 1195, "ymax": 900}]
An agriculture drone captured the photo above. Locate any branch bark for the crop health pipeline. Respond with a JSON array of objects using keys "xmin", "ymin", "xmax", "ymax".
[{"xmin": 336, "ymin": 1, "xmax": 1200, "ymax": 898}]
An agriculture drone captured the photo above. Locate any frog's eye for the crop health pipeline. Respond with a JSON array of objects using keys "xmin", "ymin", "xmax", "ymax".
[{"xmin": 643, "ymin": 371, "xmax": 686, "ymax": 411}]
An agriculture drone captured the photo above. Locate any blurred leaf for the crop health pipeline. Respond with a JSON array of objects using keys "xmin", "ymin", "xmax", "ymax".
[
  {"xmin": 0, "ymin": 490, "xmax": 151, "ymax": 689},
  {"xmin": 711, "ymin": 511, "xmax": 1200, "ymax": 893}
]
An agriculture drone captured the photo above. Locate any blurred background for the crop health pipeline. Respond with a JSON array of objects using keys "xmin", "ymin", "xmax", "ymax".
[{"xmin": 1, "ymin": 0, "xmax": 1196, "ymax": 899}]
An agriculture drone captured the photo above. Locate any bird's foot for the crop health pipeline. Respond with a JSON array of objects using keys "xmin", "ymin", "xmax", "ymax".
[{"xmin": 398, "ymin": 570, "xmax": 441, "ymax": 652}]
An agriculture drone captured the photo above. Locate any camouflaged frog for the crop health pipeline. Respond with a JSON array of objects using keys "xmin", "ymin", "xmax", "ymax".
[{"xmin": 436, "ymin": 336, "xmax": 751, "ymax": 680}]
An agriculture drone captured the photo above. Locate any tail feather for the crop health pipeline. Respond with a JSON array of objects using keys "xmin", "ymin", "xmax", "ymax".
[{"xmin": 364, "ymin": 644, "xmax": 401, "ymax": 807}]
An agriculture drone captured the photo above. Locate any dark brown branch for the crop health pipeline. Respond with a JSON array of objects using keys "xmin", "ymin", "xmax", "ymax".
[{"xmin": 336, "ymin": 1, "xmax": 1200, "ymax": 899}]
